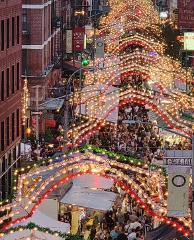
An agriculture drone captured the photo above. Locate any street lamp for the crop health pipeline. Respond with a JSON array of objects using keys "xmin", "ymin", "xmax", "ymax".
[
  {"xmin": 75, "ymin": 10, "xmax": 85, "ymax": 16},
  {"xmin": 63, "ymin": 67, "xmax": 87, "ymax": 143}
]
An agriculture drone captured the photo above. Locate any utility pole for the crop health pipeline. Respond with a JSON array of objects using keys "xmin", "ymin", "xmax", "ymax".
[
  {"xmin": 63, "ymin": 68, "xmax": 83, "ymax": 144},
  {"xmin": 33, "ymin": 85, "xmax": 40, "ymax": 160},
  {"xmin": 63, "ymin": 92, "xmax": 69, "ymax": 144},
  {"xmin": 60, "ymin": 13, "xmax": 69, "ymax": 146},
  {"xmin": 79, "ymin": 53, "xmax": 82, "ymax": 116},
  {"xmin": 35, "ymin": 86, "xmax": 39, "ymax": 142},
  {"xmin": 93, "ymin": 11, "xmax": 97, "ymax": 84}
]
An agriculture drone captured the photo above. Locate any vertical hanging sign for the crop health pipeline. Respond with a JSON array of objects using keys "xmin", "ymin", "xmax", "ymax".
[
  {"xmin": 73, "ymin": 27, "xmax": 85, "ymax": 52},
  {"xmin": 167, "ymin": 166, "xmax": 190, "ymax": 217},
  {"xmin": 66, "ymin": 30, "xmax": 73, "ymax": 53},
  {"xmin": 95, "ymin": 38, "xmax": 104, "ymax": 58}
]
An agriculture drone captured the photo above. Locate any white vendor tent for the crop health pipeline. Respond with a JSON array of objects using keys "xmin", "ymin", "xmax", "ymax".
[
  {"xmin": 2, "ymin": 229, "xmax": 64, "ymax": 240},
  {"xmin": 13, "ymin": 210, "xmax": 70, "ymax": 233},
  {"xmin": 60, "ymin": 174, "xmax": 117, "ymax": 211},
  {"xmin": 60, "ymin": 186, "xmax": 117, "ymax": 211},
  {"xmin": 73, "ymin": 174, "xmax": 114, "ymax": 189}
]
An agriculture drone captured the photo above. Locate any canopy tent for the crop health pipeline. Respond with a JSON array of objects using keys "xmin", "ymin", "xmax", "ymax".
[
  {"xmin": 73, "ymin": 174, "xmax": 114, "ymax": 189},
  {"xmin": 60, "ymin": 185, "xmax": 117, "ymax": 211},
  {"xmin": 2, "ymin": 229, "xmax": 64, "ymax": 240},
  {"xmin": 14, "ymin": 210, "xmax": 70, "ymax": 233},
  {"xmin": 38, "ymin": 98, "xmax": 64, "ymax": 110},
  {"xmin": 145, "ymin": 224, "xmax": 188, "ymax": 240}
]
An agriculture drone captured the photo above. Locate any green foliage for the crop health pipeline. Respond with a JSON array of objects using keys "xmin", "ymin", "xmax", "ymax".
[
  {"xmin": 78, "ymin": 144, "xmax": 165, "ymax": 174},
  {"xmin": 5, "ymin": 222, "xmax": 83, "ymax": 239},
  {"xmin": 45, "ymin": 128, "xmax": 53, "ymax": 142}
]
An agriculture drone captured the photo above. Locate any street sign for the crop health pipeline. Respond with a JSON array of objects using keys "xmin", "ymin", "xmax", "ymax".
[
  {"xmin": 184, "ymin": 32, "xmax": 194, "ymax": 51},
  {"xmin": 163, "ymin": 157, "xmax": 192, "ymax": 166},
  {"xmin": 95, "ymin": 38, "xmax": 104, "ymax": 58}
]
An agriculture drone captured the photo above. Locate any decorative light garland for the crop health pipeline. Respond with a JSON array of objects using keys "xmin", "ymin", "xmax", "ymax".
[
  {"xmin": 2, "ymin": 171, "xmax": 191, "ymax": 237},
  {"xmin": 21, "ymin": 78, "xmax": 29, "ymax": 126},
  {"xmin": 1, "ymin": 222, "xmax": 82, "ymax": 240}
]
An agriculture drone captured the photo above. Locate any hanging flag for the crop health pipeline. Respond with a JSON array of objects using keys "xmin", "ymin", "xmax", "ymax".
[
  {"xmin": 73, "ymin": 27, "xmax": 85, "ymax": 52},
  {"xmin": 167, "ymin": 166, "xmax": 190, "ymax": 217},
  {"xmin": 95, "ymin": 38, "xmax": 104, "ymax": 58},
  {"xmin": 66, "ymin": 30, "xmax": 73, "ymax": 53}
]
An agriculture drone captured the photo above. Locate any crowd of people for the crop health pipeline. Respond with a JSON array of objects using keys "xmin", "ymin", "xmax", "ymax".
[
  {"xmin": 26, "ymin": 136, "xmax": 64, "ymax": 161},
  {"xmin": 163, "ymin": 139, "xmax": 192, "ymax": 150},
  {"xmin": 90, "ymin": 104, "xmax": 161, "ymax": 162},
  {"xmin": 82, "ymin": 192, "xmax": 152, "ymax": 240},
  {"xmin": 90, "ymin": 103, "xmax": 192, "ymax": 163}
]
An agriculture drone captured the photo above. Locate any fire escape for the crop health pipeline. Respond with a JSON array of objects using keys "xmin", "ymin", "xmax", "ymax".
[{"xmin": 52, "ymin": 0, "xmax": 62, "ymax": 68}]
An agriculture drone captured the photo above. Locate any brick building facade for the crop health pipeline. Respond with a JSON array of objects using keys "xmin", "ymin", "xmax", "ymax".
[
  {"xmin": 22, "ymin": 0, "xmax": 62, "ymax": 135},
  {"xmin": 0, "ymin": 0, "xmax": 22, "ymax": 200}
]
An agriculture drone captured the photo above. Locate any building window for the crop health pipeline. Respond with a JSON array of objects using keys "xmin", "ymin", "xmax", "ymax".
[
  {"xmin": 12, "ymin": 17, "xmax": 15, "ymax": 46},
  {"xmin": 6, "ymin": 68, "xmax": 9, "ymax": 98},
  {"xmin": 13, "ymin": 147, "xmax": 16, "ymax": 167},
  {"xmin": 1, "ymin": 20, "xmax": 4, "ymax": 51},
  {"xmin": 1, "ymin": 71, "xmax": 4, "ymax": 101},
  {"xmin": 16, "ymin": 109, "xmax": 19, "ymax": 137},
  {"xmin": 6, "ymin": 18, "xmax": 9, "ymax": 49},
  {"xmin": 11, "ymin": 65, "xmax": 14, "ymax": 94},
  {"xmin": 1, "ymin": 121, "xmax": 5, "ymax": 151},
  {"xmin": 16, "ymin": 62, "xmax": 19, "ymax": 90},
  {"xmin": 17, "ymin": 16, "xmax": 19, "ymax": 44},
  {"xmin": 22, "ymin": 9, "xmax": 28, "ymax": 32},
  {"xmin": 6, "ymin": 116, "xmax": 9, "ymax": 146},
  {"xmin": 12, "ymin": 112, "xmax": 15, "ymax": 141}
]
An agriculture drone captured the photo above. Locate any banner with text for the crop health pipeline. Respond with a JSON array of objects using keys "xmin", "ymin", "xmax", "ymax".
[
  {"xmin": 163, "ymin": 157, "xmax": 192, "ymax": 166},
  {"xmin": 73, "ymin": 27, "xmax": 85, "ymax": 52}
]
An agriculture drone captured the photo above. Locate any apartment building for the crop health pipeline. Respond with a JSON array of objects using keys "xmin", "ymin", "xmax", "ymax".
[{"xmin": 0, "ymin": 0, "xmax": 22, "ymax": 200}]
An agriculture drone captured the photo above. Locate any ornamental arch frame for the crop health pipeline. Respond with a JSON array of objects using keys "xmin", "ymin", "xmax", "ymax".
[
  {"xmin": 71, "ymin": 95, "xmax": 192, "ymax": 146},
  {"xmin": 0, "ymin": 154, "xmax": 190, "ymax": 237}
]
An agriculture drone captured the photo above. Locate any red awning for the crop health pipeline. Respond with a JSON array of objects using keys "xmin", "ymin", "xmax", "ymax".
[{"xmin": 45, "ymin": 119, "xmax": 56, "ymax": 128}]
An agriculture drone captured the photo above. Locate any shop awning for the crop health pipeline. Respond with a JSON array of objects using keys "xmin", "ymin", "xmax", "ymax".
[
  {"xmin": 39, "ymin": 98, "xmax": 64, "ymax": 111},
  {"xmin": 62, "ymin": 61, "xmax": 81, "ymax": 76},
  {"xmin": 60, "ymin": 185, "xmax": 117, "ymax": 211}
]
